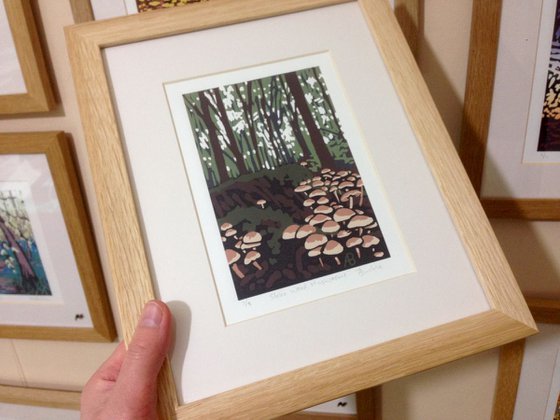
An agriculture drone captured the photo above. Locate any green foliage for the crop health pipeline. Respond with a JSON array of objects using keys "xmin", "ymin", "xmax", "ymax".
[
  {"xmin": 219, "ymin": 206, "xmax": 293, "ymax": 256},
  {"xmin": 183, "ymin": 65, "xmax": 356, "ymax": 187},
  {"xmin": 210, "ymin": 163, "xmax": 312, "ymax": 196}
]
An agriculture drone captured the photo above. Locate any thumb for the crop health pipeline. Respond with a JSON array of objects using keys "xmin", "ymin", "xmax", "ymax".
[{"xmin": 112, "ymin": 300, "xmax": 172, "ymax": 415}]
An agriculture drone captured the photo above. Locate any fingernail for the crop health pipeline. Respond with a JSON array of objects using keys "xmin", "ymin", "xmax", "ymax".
[{"xmin": 139, "ymin": 301, "xmax": 163, "ymax": 328}]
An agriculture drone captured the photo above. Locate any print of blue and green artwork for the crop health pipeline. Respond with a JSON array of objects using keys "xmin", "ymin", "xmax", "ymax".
[{"xmin": 0, "ymin": 189, "xmax": 51, "ymax": 295}]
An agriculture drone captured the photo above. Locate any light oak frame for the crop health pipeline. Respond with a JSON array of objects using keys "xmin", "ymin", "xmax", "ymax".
[
  {"xmin": 0, "ymin": 385, "xmax": 80, "ymax": 410},
  {"xmin": 0, "ymin": 132, "xmax": 115, "ymax": 341},
  {"xmin": 0, "ymin": 0, "xmax": 55, "ymax": 114},
  {"xmin": 66, "ymin": 0, "xmax": 536, "ymax": 417},
  {"xmin": 459, "ymin": 0, "xmax": 560, "ymax": 221}
]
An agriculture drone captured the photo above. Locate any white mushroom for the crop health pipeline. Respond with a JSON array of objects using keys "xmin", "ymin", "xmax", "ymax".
[
  {"xmin": 304, "ymin": 233, "xmax": 328, "ymax": 250},
  {"xmin": 225, "ymin": 249, "xmax": 244, "ymax": 278},
  {"xmin": 282, "ymin": 224, "xmax": 300, "ymax": 240},
  {"xmin": 244, "ymin": 250, "xmax": 263, "ymax": 270},
  {"xmin": 347, "ymin": 215, "xmax": 375, "ymax": 235},
  {"xmin": 220, "ymin": 222, "xmax": 233, "ymax": 232},
  {"xmin": 323, "ymin": 240, "xmax": 344, "ymax": 265},
  {"xmin": 346, "ymin": 237, "xmax": 363, "ymax": 258},
  {"xmin": 296, "ymin": 224, "xmax": 316, "ymax": 239},
  {"xmin": 322, "ymin": 220, "xmax": 341, "ymax": 237}
]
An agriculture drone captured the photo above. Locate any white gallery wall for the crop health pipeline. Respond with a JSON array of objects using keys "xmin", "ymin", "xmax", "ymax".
[{"xmin": 0, "ymin": 0, "xmax": 558, "ymax": 418}]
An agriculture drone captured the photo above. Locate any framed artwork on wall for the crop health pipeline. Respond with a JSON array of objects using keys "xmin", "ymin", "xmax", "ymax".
[
  {"xmin": 492, "ymin": 299, "xmax": 560, "ymax": 419},
  {"xmin": 75, "ymin": 0, "xmax": 205, "ymax": 21},
  {"xmin": 66, "ymin": 0, "xmax": 536, "ymax": 418},
  {"xmin": 0, "ymin": 131, "xmax": 115, "ymax": 342},
  {"xmin": 0, "ymin": 0, "xmax": 55, "ymax": 115},
  {"xmin": 460, "ymin": 0, "xmax": 560, "ymax": 220}
]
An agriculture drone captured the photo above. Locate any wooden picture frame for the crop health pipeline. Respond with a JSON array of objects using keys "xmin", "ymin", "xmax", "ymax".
[
  {"xmin": 460, "ymin": 0, "xmax": 560, "ymax": 220},
  {"xmin": 0, "ymin": 0, "xmax": 55, "ymax": 114},
  {"xmin": 0, "ymin": 385, "xmax": 80, "ymax": 410},
  {"xmin": 0, "ymin": 131, "xmax": 115, "ymax": 342},
  {"xmin": 66, "ymin": 0, "xmax": 536, "ymax": 417},
  {"xmin": 492, "ymin": 299, "xmax": 560, "ymax": 419}
]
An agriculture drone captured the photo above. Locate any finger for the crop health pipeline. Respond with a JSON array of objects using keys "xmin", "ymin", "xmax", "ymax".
[
  {"xmin": 93, "ymin": 342, "xmax": 126, "ymax": 383},
  {"xmin": 81, "ymin": 342, "xmax": 127, "ymax": 418},
  {"xmin": 113, "ymin": 300, "xmax": 172, "ymax": 403}
]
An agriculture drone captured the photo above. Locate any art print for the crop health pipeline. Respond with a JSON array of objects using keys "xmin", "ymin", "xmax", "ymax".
[
  {"xmin": 123, "ymin": 0, "xmax": 203, "ymax": 14},
  {"xmin": 0, "ymin": 183, "xmax": 51, "ymax": 296},
  {"xmin": 166, "ymin": 54, "xmax": 412, "ymax": 323},
  {"xmin": 524, "ymin": 0, "xmax": 560, "ymax": 162}
]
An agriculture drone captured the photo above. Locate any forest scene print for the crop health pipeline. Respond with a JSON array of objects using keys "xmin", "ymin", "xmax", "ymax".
[
  {"xmin": 539, "ymin": 0, "xmax": 560, "ymax": 151},
  {"xmin": 0, "ymin": 188, "xmax": 51, "ymax": 295},
  {"xmin": 182, "ymin": 63, "xmax": 391, "ymax": 301}
]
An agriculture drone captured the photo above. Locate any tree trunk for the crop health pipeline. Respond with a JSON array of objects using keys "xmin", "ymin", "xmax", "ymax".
[
  {"xmin": 199, "ymin": 91, "xmax": 229, "ymax": 184},
  {"xmin": 0, "ymin": 214, "xmax": 38, "ymax": 293},
  {"xmin": 213, "ymin": 87, "xmax": 246, "ymax": 175},
  {"xmin": 236, "ymin": 82, "xmax": 265, "ymax": 171},
  {"xmin": 312, "ymin": 67, "xmax": 344, "ymax": 135},
  {"xmin": 284, "ymin": 71, "xmax": 335, "ymax": 168}
]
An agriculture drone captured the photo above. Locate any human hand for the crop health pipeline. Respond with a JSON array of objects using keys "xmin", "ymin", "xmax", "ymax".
[{"xmin": 81, "ymin": 300, "xmax": 172, "ymax": 420}]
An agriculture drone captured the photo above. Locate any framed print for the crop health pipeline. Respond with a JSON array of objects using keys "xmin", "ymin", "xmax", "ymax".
[
  {"xmin": 79, "ymin": 0, "xmax": 204, "ymax": 21},
  {"xmin": 0, "ymin": 0, "xmax": 55, "ymax": 114},
  {"xmin": 492, "ymin": 299, "xmax": 560, "ymax": 419},
  {"xmin": 0, "ymin": 132, "xmax": 115, "ymax": 342},
  {"xmin": 66, "ymin": 0, "xmax": 536, "ymax": 418},
  {"xmin": 460, "ymin": 0, "xmax": 560, "ymax": 220},
  {"xmin": 501, "ymin": 323, "xmax": 560, "ymax": 420},
  {"xmin": 124, "ymin": 0, "xmax": 205, "ymax": 14}
]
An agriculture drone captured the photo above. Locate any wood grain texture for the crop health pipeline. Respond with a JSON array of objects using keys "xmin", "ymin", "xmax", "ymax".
[
  {"xmin": 0, "ymin": 384, "xmax": 80, "ymax": 409},
  {"xmin": 0, "ymin": 132, "xmax": 115, "ymax": 342},
  {"xmin": 280, "ymin": 412, "xmax": 355, "ymax": 419},
  {"xmin": 527, "ymin": 298, "xmax": 560, "ymax": 324},
  {"xmin": 69, "ymin": 0, "xmax": 94, "ymax": 23},
  {"xmin": 65, "ymin": 0, "xmax": 537, "ymax": 417},
  {"xmin": 482, "ymin": 199, "xmax": 560, "ymax": 220},
  {"xmin": 393, "ymin": 0, "xmax": 420, "ymax": 57},
  {"xmin": 491, "ymin": 340, "xmax": 525, "ymax": 420},
  {"xmin": 0, "ymin": 0, "xmax": 56, "ymax": 114},
  {"xmin": 356, "ymin": 386, "xmax": 381, "ymax": 420},
  {"xmin": 459, "ymin": 0, "xmax": 502, "ymax": 193}
]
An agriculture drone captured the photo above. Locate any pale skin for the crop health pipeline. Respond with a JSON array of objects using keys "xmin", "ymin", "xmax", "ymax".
[{"xmin": 81, "ymin": 300, "xmax": 172, "ymax": 420}]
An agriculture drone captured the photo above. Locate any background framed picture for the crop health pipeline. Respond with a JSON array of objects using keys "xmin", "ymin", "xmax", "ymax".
[
  {"xmin": 460, "ymin": 0, "xmax": 560, "ymax": 220},
  {"xmin": 76, "ymin": 0, "xmax": 204, "ymax": 21},
  {"xmin": 492, "ymin": 299, "xmax": 560, "ymax": 419},
  {"xmin": 0, "ymin": 0, "xmax": 55, "ymax": 114},
  {"xmin": 0, "ymin": 131, "xmax": 115, "ymax": 342},
  {"xmin": 501, "ymin": 325, "xmax": 560, "ymax": 419},
  {"xmin": 66, "ymin": 0, "xmax": 536, "ymax": 417}
]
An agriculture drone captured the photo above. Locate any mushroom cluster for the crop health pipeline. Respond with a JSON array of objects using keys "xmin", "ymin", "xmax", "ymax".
[
  {"xmin": 283, "ymin": 167, "xmax": 384, "ymax": 267},
  {"xmin": 220, "ymin": 222, "xmax": 264, "ymax": 279}
]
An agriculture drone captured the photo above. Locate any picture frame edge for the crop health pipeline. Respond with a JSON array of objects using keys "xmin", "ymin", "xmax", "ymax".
[
  {"xmin": 0, "ymin": 0, "xmax": 56, "ymax": 115},
  {"xmin": 0, "ymin": 384, "xmax": 81, "ymax": 410}
]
